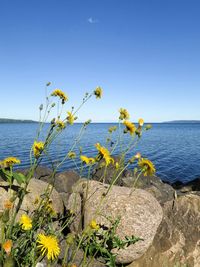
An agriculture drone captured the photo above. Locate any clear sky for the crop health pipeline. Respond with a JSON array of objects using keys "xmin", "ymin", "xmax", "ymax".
[{"xmin": 0, "ymin": 0, "xmax": 200, "ymax": 122}]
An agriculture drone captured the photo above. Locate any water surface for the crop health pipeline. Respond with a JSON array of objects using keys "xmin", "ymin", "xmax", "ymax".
[{"xmin": 1, "ymin": 123, "xmax": 200, "ymax": 183}]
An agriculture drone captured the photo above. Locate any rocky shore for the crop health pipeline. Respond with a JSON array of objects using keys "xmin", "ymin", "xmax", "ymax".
[{"xmin": 1, "ymin": 165, "xmax": 200, "ymax": 267}]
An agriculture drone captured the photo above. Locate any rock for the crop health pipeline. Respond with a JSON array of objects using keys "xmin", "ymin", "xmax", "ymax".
[
  {"xmin": 122, "ymin": 174, "xmax": 175, "ymax": 205},
  {"xmin": 54, "ymin": 170, "xmax": 80, "ymax": 194},
  {"xmin": 92, "ymin": 156, "xmax": 127, "ymax": 185},
  {"xmin": 172, "ymin": 177, "xmax": 200, "ymax": 193},
  {"xmin": 14, "ymin": 168, "xmax": 80, "ymax": 193},
  {"xmin": 17, "ymin": 166, "xmax": 53, "ymax": 181},
  {"xmin": 128, "ymin": 193, "xmax": 200, "ymax": 267},
  {"xmin": 0, "ymin": 178, "xmax": 63, "ymax": 216},
  {"xmin": 66, "ymin": 192, "xmax": 82, "ymax": 232},
  {"xmin": 69, "ymin": 180, "xmax": 163, "ymax": 264}
]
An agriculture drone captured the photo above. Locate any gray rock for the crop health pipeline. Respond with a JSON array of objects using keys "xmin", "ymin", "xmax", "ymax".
[
  {"xmin": 122, "ymin": 174, "xmax": 175, "ymax": 205},
  {"xmin": 128, "ymin": 193, "xmax": 200, "ymax": 267},
  {"xmin": 69, "ymin": 180, "xmax": 163, "ymax": 264},
  {"xmin": 0, "ymin": 178, "xmax": 63, "ymax": 217},
  {"xmin": 17, "ymin": 166, "xmax": 53, "ymax": 181},
  {"xmin": 54, "ymin": 170, "xmax": 80, "ymax": 194}
]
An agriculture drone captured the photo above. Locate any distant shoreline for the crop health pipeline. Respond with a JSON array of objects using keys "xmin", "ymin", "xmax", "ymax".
[{"xmin": 0, "ymin": 118, "xmax": 200, "ymax": 124}]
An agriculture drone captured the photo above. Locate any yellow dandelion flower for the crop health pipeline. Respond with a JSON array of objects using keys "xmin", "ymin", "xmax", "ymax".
[
  {"xmin": 95, "ymin": 143, "xmax": 114, "ymax": 166},
  {"xmin": 123, "ymin": 120, "xmax": 136, "ymax": 135},
  {"xmin": 80, "ymin": 155, "xmax": 95, "ymax": 165},
  {"xmin": 56, "ymin": 120, "xmax": 66, "ymax": 129},
  {"xmin": 4, "ymin": 200, "xmax": 13, "ymax": 210},
  {"xmin": 1, "ymin": 157, "xmax": 21, "ymax": 168},
  {"xmin": 68, "ymin": 151, "xmax": 76, "ymax": 159},
  {"xmin": 67, "ymin": 111, "xmax": 76, "ymax": 125},
  {"xmin": 138, "ymin": 158, "xmax": 156, "ymax": 176},
  {"xmin": 37, "ymin": 234, "xmax": 60, "ymax": 261},
  {"xmin": 33, "ymin": 141, "xmax": 44, "ymax": 158},
  {"xmin": 19, "ymin": 214, "xmax": 32, "ymax": 230},
  {"xmin": 138, "ymin": 118, "xmax": 144, "ymax": 127},
  {"xmin": 119, "ymin": 108, "xmax": 130, "ymax": 120},
  {"xmin": 3, "ymin": 240, "xmax": 12, "ymax": 255},
  {"xmin": 51, "ymin": 89, "xmax": 68, "ymax": 103},
  {"xmin": 94, "ymin": 86, "xmax": 103, "ymax": 99},
  {"xmin": 90, "ymin": 220, "xmax": 100, "ymax": 230},
  {"xmin": 108, "ymin": 126, "xmax": 117, "ymax": 133}
]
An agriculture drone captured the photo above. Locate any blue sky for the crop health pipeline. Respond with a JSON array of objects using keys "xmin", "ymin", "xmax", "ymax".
[{"xmin": 0, "ymin": 0, "xmax": 200, "ymax": 122}]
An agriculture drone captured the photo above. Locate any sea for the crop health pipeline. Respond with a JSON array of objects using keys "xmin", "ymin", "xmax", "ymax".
[{"xmin": 1, "ymin": 122, "xmax": 200, "ymax": 184}]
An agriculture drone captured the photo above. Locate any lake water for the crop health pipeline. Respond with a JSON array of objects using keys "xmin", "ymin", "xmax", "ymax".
[{"xmin": 0, "ymin": 123, "xmax": 200, "ymax": 184}]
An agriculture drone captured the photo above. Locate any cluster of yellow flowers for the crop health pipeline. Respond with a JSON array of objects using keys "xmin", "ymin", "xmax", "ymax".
[
  {"xmin": 124, "ymin": 120, "xmax": 136, "ymax": 135},
  {"xmin": 95, "ymin": 143, "xmax": 114, "ymax": 166},
  {"xmin": 94, "ymin": 86, "xmax": 103, "ymax": 99},
  {"xmin": 33, "ymin": 141, "xmax": 44, "ymax": 158},
  {"xmin": 0, "ymin": 157, "xmax": 21, "ymax": 168},
  {"xmin": 19, "ymin": 214, "xmax": 32, "ymax": 230},
  {"xmin": 51, "ymin": 89, "xmax": 68, "ymax": 103},
  {"xmin": 56, "ymin": 120, "xmax": 66, "ymax": 129},
  {"xmin": 90, "ymin": 219, "xmax": 100, "ymax": 230},
  {"xmin": 119, "ymin": 108, "xmax": 130, "ymax": 120},
  {"xmin": 80, "ymin": 155, "xmax": 95, "ymax": 165},
  {"xmin": 138, "ymin": 158, "xmax": 156, "ymax": 176},
  {"xmin": 0, "ymin": 85, "xmax": 157, "ymax": 265},
  {"xmin": 67, "ymin": 111, "xmax": 76, "ymax": 125}
]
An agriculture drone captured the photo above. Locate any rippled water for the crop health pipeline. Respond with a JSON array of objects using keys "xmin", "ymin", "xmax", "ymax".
[{"xmin": 1, "ymin": 123, "xmax": 200, "ymax": 183}]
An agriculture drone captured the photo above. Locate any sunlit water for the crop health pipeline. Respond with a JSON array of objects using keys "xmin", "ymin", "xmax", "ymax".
[{"xmin": 1, "ymin": 123, "xmax": 200, "ymax": 184}]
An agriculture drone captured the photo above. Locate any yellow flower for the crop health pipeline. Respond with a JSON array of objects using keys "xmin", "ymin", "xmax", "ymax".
[
  {"xmin": 51, "ymin": 89, "xmax": 68, "ymax": 103},
  {"xmin": 37, "ymin": 234, "xmax": 60, "ymax": 261},
  {"xmin": 19, "ymin": 214, "xmax": 32, "ymax": 230},
  {"xmin": 1, "ymin": 157, "xmax": 21, "ymax": 168},
  {"xmin": 68, "ymin": 151, "xmax": 76, "ymax": 159},
  {"xmin": 108, "ymin": 126, "xmax": 117, "ymax": 133},
  {"xmin": 4, "ymin": 200, "xmax": 13, "ymax": 210},
  {"xmin": 80, "ymin": 155, "xmax": 95, "ymax": 165},
  {"xmin": 33, "ymin": 141, "xmax": 44, "ymax": 158},
  {"xmin": 123, "ymin": 120, "xmax": 136, "ymax": 135},
  {"xmin": 138, "ymin": 118, "xmax": 144, "ymax": 127},
  {"xmin": 56, "ymin": 120, "xmax": 66, "ymax": 129},
  {"xmin": 90, "ymin": 220, "xmax": 100, "ymax": 230},
  {"xmin": 94, "ymin": 86, "xmax": 103, "ymax": 99},
  {"xmin": 95, "ymin": 143, "xmax": 114, "ymax": 166},
  {"xmin": 67, "ymin": 111, "xmax": 76, "ymax": 125},
  {"xmin": 119, "ymin": 108, "xmax": 130, "ymax": 120},
  {"xmin": 135, "ymin": 152, "xmax": 141, "ymax": 159},
  {"xmin": 3, "ymin": 240, "xmax": 12, "ymax": 255},
  {"xmin": 138, "ymin": 158, "xmax": 156, "ymax": 176}
]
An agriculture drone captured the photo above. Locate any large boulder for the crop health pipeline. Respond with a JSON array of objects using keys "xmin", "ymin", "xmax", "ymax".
[
  {"xmin": 68, "ymin": 180, "xmax": 163, "ymax": 264},
  {"xmin": 128, "ymin": 193, "xmax": 200, "ymax": 267},
  {"xmin": 123, "ymin": 174, "xmax": 175, "ymax": 205},
  {"xmin": 0, "ymin": 178, "xmax": 63, "ymax": 216}
]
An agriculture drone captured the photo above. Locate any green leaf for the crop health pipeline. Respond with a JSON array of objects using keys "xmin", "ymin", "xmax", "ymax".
[
  {"xmin": 13, "ymin": 172, "xmax": 27, "ymax": 185},
  {"xmin": 0, "ymin": 168, "xmax": 13, "ymax": 183}
]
